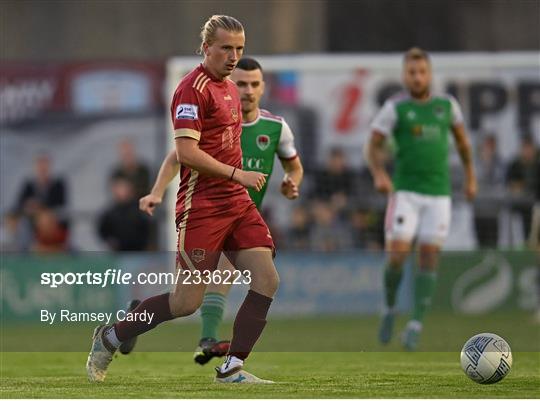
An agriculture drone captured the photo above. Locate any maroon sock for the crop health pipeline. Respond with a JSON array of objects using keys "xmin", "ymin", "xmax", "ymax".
[
  {"xmin": 228, "ymin": 290, "xmax": 273, "ymax": 360},
  {"xmin": 114, "ymin": 293, "xmax": 173, "ymax": 342}
]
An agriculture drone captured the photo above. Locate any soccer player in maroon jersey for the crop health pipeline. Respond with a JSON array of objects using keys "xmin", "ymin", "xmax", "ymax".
[{"xmin": 86, "ymin": 15, "xmax": 278, "ymax": 384}]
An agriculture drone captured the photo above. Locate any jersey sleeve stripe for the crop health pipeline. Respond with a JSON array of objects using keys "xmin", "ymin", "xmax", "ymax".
[
  {"xmin": 198, "ymin": 77, "xmax": 210, "ymax": 93},
  {"xmin": 174, "ymin": 128, "xmax": 201, "ymax": 141},
  {"xmin": 192, "ymin": 73, "xmax": 205, "ymax": 90}
]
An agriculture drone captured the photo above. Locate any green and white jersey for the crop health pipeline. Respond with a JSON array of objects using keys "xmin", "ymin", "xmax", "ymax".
[
  {"xmin": 371, "ymin": 92, "xmax": 464, "ymax": 196},
  {"xmin": 241, "ymin": 109, "xmax": 298, "ymax": 209}
]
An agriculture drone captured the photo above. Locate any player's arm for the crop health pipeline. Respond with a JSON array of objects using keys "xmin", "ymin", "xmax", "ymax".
[
  {"xmin": 277, "ymin": 120, "xmax": 303, "ymax": 199},
  {"xmin": 451, "ymin": 123, "xmax": 477, "ymax": 201},
  {"xmin": 280, "ymin": 156, "xmax": 303, "ymax": 199},
  {"xmin": 139, "ymin": 149, "xmax": 179, "ymax": 216},
  {"xmin": 175, "ymin": 135, "xmax": 266, "ymax": 192},
  {"xmin": 365, "ymin": 100, "xmax": 396, "ymax": 194},
  {"xmin": 172, "ymin": 87, "xmax": 266, "ymax": 192},
  {"xmin": 365, "ymin": 131, "xmax": 393, "ymax": 194},
  {"xmin": 449, "ymin": 96, "xmax": 477, "ymax": 201}
]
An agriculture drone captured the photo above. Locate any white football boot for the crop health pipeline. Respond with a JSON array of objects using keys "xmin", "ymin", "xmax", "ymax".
[
  {"xmin": 86, "ymin": 325, "xmax": 116, "ymax": 382},
  {"xmin": 214, "ymin": 365, "xmax": 274, "ymax": 384},
  {"xmin": 214, "ymin": 357, "xmax": 274, "ymax": 384}
]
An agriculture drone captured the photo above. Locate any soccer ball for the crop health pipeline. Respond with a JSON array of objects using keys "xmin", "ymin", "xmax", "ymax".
[{"xmin": 460, "ymin": 333, "xmax": 512, "ymax": 384}]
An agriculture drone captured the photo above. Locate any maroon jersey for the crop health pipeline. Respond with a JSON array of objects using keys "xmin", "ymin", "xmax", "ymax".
[{"xmin": 171, "ymin": 64, "xmax": 251, "ymax": 224}]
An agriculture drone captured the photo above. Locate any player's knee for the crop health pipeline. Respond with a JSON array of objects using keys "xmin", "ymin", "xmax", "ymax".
[
  {"xmin": 266, "ymin": 270, "xmax": 280, "ymax": 295},
  {"xmin": 418, "ymin": 243, "xmax": 440, "ymax": 270},
  {"xmin": 250, "ymin": 268, "xmax": 279, "ymax": 297}
]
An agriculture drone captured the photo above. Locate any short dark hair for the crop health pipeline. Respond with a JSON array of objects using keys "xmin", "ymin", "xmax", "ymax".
[
  {"xmin": 404, "ymin": 47, "xmax": 430, "ymax": 63},
  {"xmin": 236, "ymin": 57, "xmax": 263, "ymax": 73}
]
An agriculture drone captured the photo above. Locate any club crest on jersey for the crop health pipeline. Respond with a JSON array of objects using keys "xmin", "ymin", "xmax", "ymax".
[
  {"xmin": 191, "ymin": 248, "xmax": 206, "ymax": 263},
  {"xmin": 176, "ymin": 104, "xmax": 198, "ymax": 120},
  {"xmin": 256, "ymin": 135, "xmax": 270, "ymax": 151},
  {"xmin": 434, "ymin": 105, "xmax": 445, "ymax": 119},
  {"xmin": 231, "ymin": 108, "xmax": 238, "ymax": 122}
]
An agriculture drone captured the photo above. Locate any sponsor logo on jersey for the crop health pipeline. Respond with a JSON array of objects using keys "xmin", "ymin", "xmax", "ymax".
[
  {"xmin": 412, "ymin": 125, "xmax": 423, "ymax": 136},
  {"xmin": 224, "ymin": 94, "xmax": 232, "ymax": 101},
  {"xmin": 406, "ymin": 110, "xmax": 417, "ymax": 120},
  {"xmin": 176, "ymin": 104, "xmax": 198, "ymax": 120},
  {"xmin": 191, "ymin": 248, "xmax": 206, "ymax": 263},
  {"xmin": 243, "ymin": 156, "xmax": 265, "ymax": 170},
  {"xmin": 256, "ymin": 134, "xmax": 270, "ymax": 151}
]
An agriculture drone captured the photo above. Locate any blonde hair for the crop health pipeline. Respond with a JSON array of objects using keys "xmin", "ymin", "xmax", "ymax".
[
  {"xmin": 404, "ymin": 47, "xmax": 430, "ymax": 63},
  {"xmin": 198, "ymin": 15, "xmax": 244, "ymax": 55}
]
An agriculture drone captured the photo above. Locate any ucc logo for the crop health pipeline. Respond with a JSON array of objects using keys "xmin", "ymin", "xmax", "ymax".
[{"xmin": 243, "ymin": 157, "xmax": 265, "ymax": 170}]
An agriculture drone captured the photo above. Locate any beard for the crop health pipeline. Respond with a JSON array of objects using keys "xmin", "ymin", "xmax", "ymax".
[
  {"xmin": 241, "ymin": 99, "xmax": 256, "ymax": 112},
  {"xmin": 409, "ymin": 85, "xmax": 430, "ymax": 99}
]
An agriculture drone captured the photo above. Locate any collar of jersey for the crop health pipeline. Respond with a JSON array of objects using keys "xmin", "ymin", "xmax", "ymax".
[
  {"xmin": 242, "ymin": 109, "xmax": 260, "ymax": 127},
  {"xmin": 408, "ymin": 91, "xmax": 433, "ymax": 104}
]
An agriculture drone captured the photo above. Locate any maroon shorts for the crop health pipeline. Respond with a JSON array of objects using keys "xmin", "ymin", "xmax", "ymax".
[{"xmin": 176, "ymin": 202, "xmax": 274, "ymax": 272}]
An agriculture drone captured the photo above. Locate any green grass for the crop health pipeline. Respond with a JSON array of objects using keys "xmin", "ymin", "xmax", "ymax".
[
  {"xmin": 1, "ymin": 352, "xmax": 538, "ymax": 398},
  {"xmin": 1, "ymin": 315, "xmax": 539, "ymax": 398}
]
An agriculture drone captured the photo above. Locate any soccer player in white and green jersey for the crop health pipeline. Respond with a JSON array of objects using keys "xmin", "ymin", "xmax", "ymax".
[
  {"xmin": 131, "ymin": 57, "xmax": 303, "ymax": 363},
  {"xmin": 366, "ymin": 48, "xmax": 477, "ymax": 350}
]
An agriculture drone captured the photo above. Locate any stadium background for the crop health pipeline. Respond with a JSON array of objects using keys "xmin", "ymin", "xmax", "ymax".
[{"xmin": 1, "ymin": 0, "xmax": 539, "ymax": 391}]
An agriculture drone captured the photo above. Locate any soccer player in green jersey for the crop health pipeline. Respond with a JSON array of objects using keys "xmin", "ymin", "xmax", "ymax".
[
  {"xmin": 128, "ymin": 57, "xmax": 303, "ymax": 363},
  {"xmin": 366, "ymin": 48, "xmax": 477, "ymax": 350}
]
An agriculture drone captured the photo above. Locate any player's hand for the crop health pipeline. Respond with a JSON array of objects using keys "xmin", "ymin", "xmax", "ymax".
[
  {"xmin": 280, "ymin": 175, "xmax": 299, "ymax": 199},
  {"xmin": 235, "ymin": 170, "xmax": 267, "ymax": 192},
  {"xmin": 374, "ymin": 173, "xmax": 393, "ymax": 194},
  {"xmin": 139, "ymin": 193, "xmax": 162, "ymax": 216},
  {"xmin": 464, "ymin": 177, "xmax": 477, "ymax": 201}
]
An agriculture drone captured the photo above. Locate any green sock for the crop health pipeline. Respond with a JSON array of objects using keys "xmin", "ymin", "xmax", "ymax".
[
  {"xmin": 384, "ymin": 264, "xmax": 403, "ymax": 310},
  {"xmin": 412, "ymin": 271, "xmax": 437, "ymax": 323},
  {"xmin": 200, "ymin": 292, "xmax": 226, "ymax": 340}
]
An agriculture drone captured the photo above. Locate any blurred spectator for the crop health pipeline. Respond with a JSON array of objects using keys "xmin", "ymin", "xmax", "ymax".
[
  {"xmin": 0, "ymin": 212, "xmax": 33, "ymax": 252},
  {"xmin": 98, "ymin": 175, "xmax": 150, "ymax": 251},
  {"xmin": 312, "ymin": 147, "xmax": 356, "ymax": 201},
  {"xmin": 284, "ymin": 205, "xmax": 311, "ymax": 250},
  {"xmin": 309, "ymin": 200, "xmax": 352, "ymax": 251},
  {"xmin": 110, "ymin": 139, "xmax": 150, "ymax": 199},
  {"xmin": 528, "ymin": 158, "xmax": 540, "ymax": 250},
  {"xmin": 32, "ymin": 208, "xmax": 69, "ymax": 252},
  {"xmin": 14, "ymin": 153, "xmax": 67, "ymax": 218},
  {"xmin": 476, "ymin": 134, "xmax": 505, "ymax": 191},
  {"xmin": 506, "ymin": 135, "xmax": 538, "ymax": 197},
  {"xmin": 349, "ymin": 207, "xmax": 383, "ymax": 250},
  {"xmin": 505, "ymin": 135, "xmax": 539, "ymax": 244},
  {"xmin": 474, "ymin": 134, "xmax": 505, "ymax": 247}
]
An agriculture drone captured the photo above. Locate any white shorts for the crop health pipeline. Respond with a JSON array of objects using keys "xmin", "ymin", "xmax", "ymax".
[{"xmin": 385, "ymin": 190, "xmax": 451, "ymax": 246}]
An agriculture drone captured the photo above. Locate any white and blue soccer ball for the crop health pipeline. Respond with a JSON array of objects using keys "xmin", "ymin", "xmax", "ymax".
[{"xmin": 460, "ymin": 333, "xmax": 512, "ymax": 384}]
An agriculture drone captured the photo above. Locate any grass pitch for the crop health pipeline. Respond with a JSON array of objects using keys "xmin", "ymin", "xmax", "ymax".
[{"xmin": 1, "ymin": 314, "xmax": 539, "ymax": 398}]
